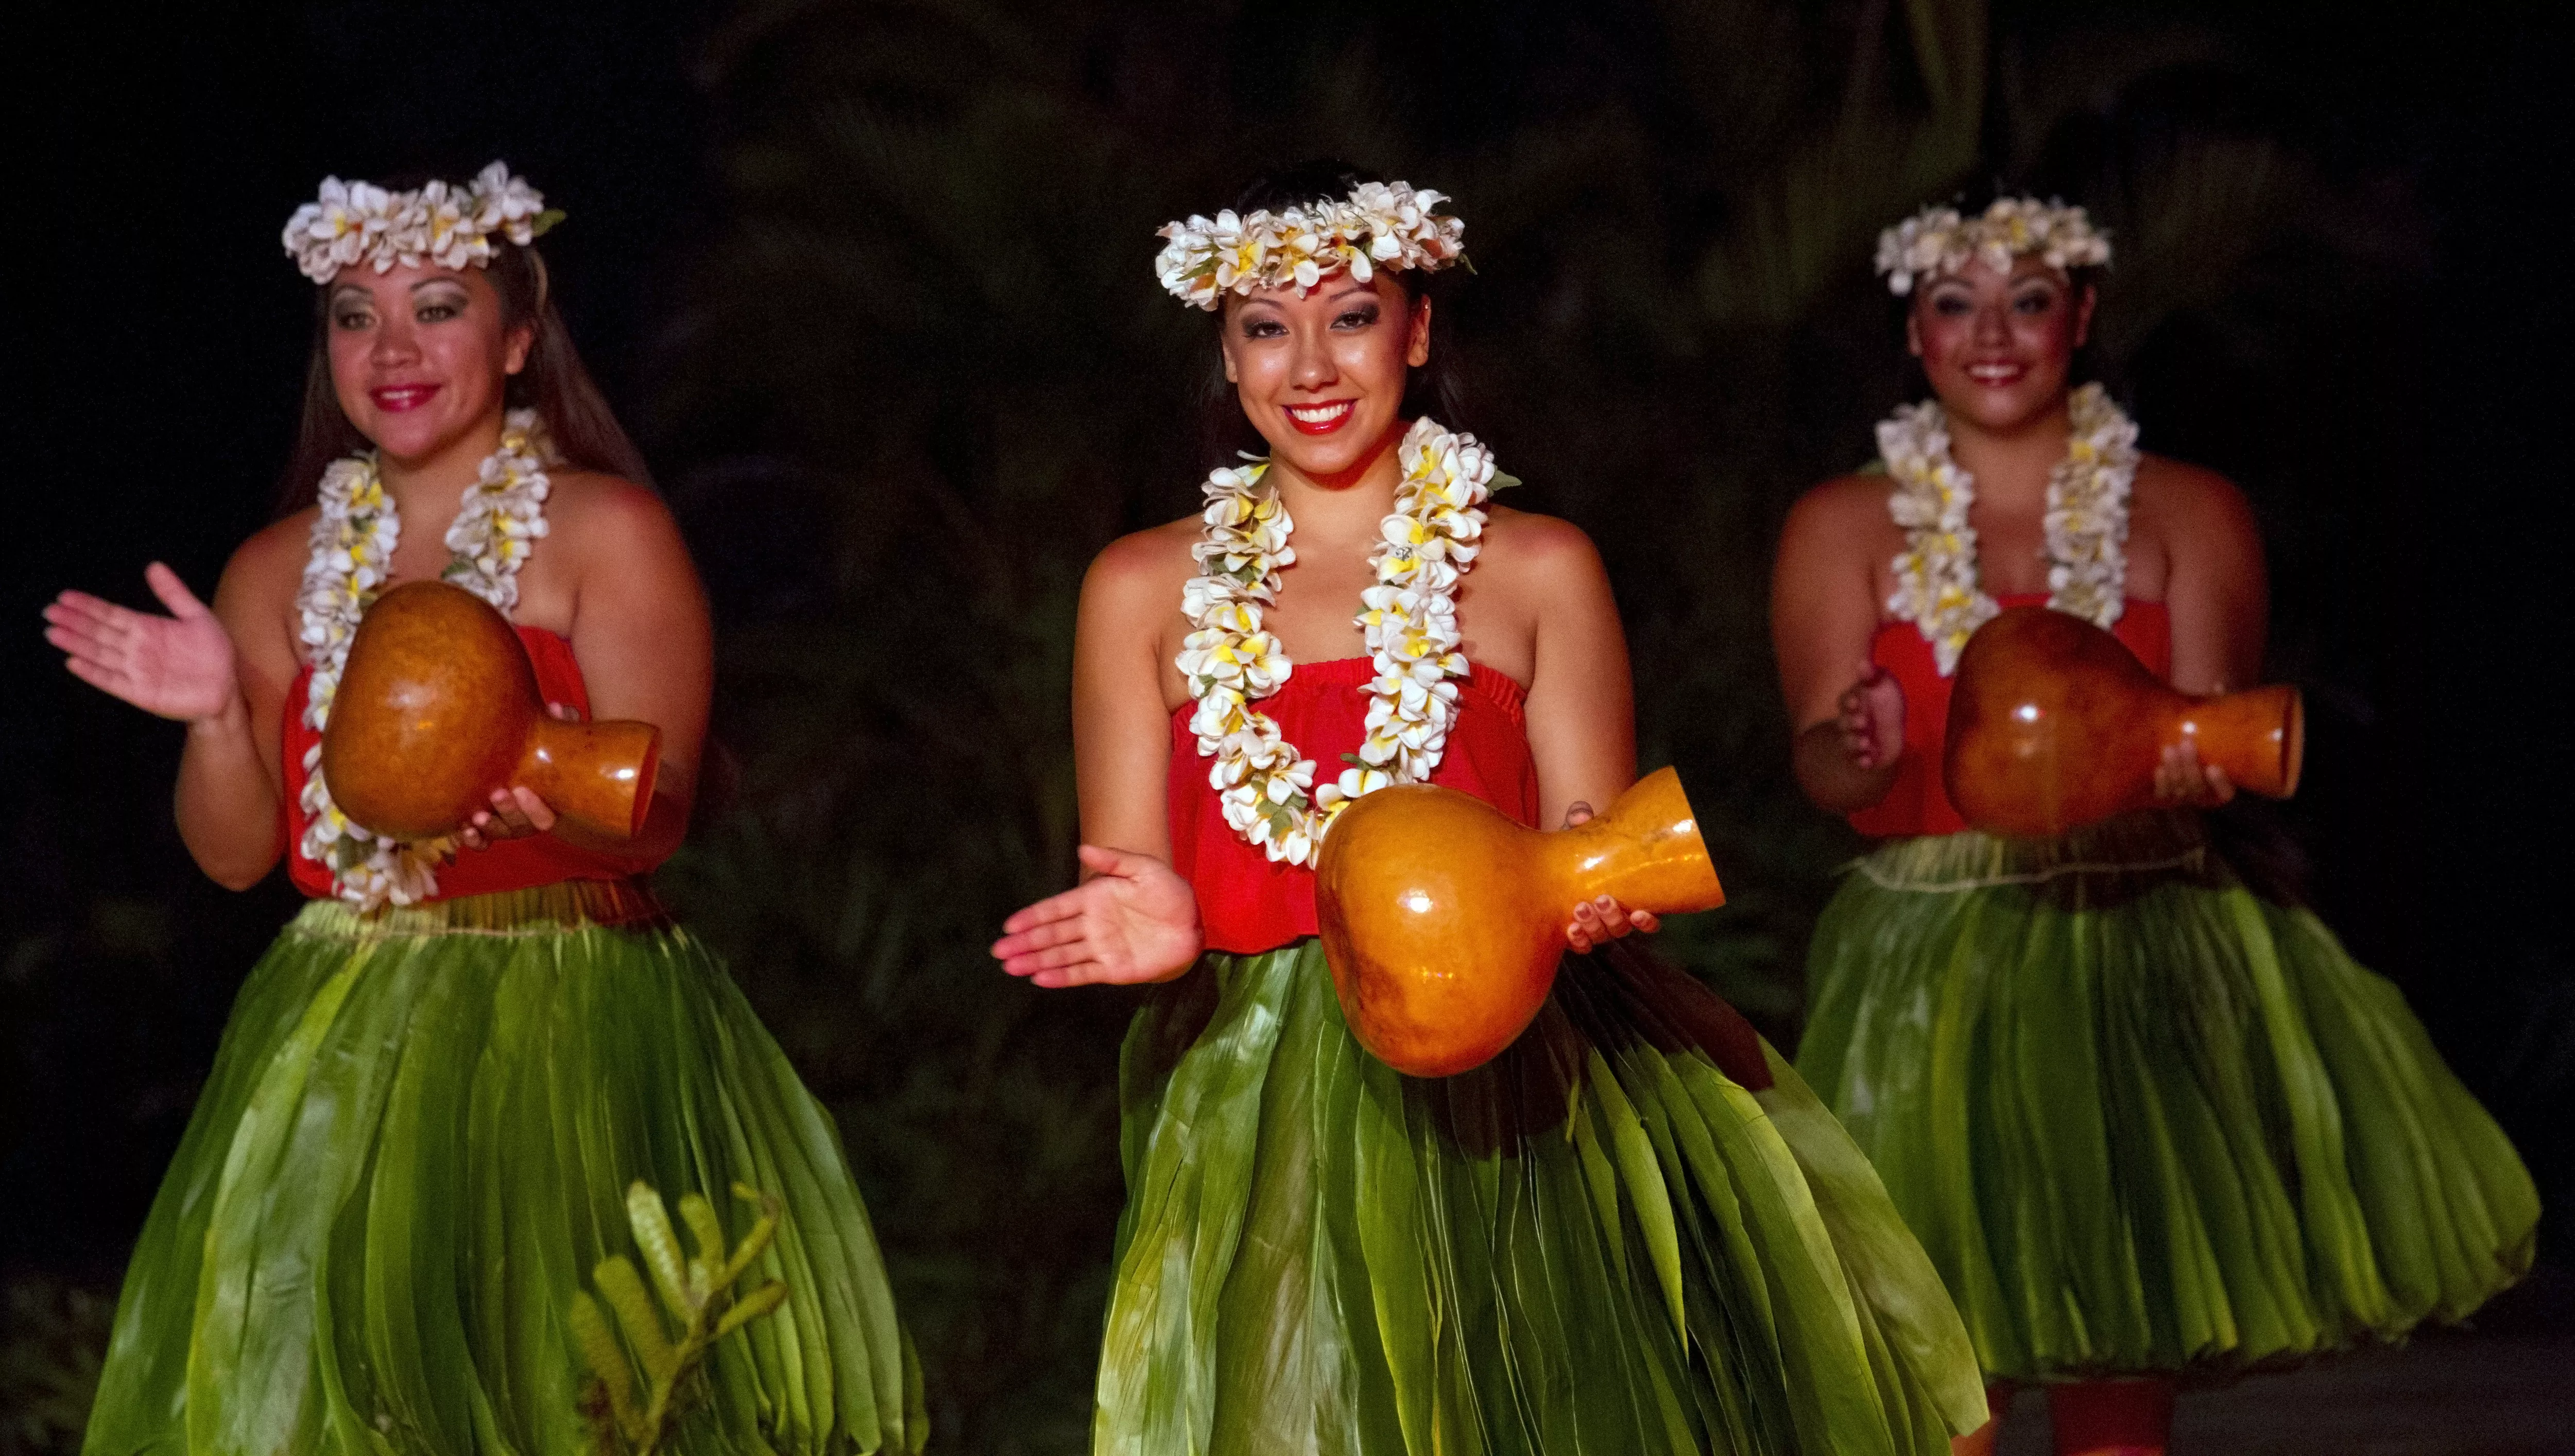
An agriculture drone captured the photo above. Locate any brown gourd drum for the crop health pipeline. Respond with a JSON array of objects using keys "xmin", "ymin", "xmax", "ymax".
[
  {"xmin": 1314, "ymin": 766, "xmax": 1727, "ymax": 1078},
  {"xmin": 319, "ymin": 580, "xmax": 661, "ymax": 843},
  {"xmin": 1943, "ymin": 605, "xmax": 2303, "ymax": 839}
]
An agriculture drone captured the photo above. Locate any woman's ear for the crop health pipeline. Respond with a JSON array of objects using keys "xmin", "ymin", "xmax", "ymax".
[
  {"xmin": 1903, "ymin": 306, "xmax": 1924, "ymax": 358},
  {"xmin": 504, "ymin": 322, "xmax": 535, "ymax": 377},
  {"xmin": 2072, "ymin": 281, "xmax": 2099, "ymax": 350},
  {"xmin": 1407, "ymin": 294, "xmax": 1433, "ymax": 369}
]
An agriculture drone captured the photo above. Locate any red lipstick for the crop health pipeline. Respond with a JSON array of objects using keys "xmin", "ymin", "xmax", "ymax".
[
  {"xmin": 1285, "ymin": 399, "xmax": 1356, "ymax": 436},
  {"xmin": 370, "ymin": 384, "xmax": 441, "ymax": 412}
]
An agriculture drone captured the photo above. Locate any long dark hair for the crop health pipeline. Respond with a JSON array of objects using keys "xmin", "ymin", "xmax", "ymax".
[
  {"xmin": 1194, "ymin": 159, "xmax": 1471, "ymax": 472},
  {"xmin": 276, "ymin": 234, "xmax": 650, "ymax": 516}
]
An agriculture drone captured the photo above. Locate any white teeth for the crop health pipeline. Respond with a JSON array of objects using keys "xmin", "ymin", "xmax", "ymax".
[{"xmin": 1290, "ymin": 403, "xmax": 1351, "ymax": 422}]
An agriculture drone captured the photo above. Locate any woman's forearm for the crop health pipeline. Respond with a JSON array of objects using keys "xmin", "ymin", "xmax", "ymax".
[
  {"xmin": 1792, "ymin": 719, "xmax": 1901, "ymax": 815},
  {"xmin": 174, "ymin": 691, "xmax": 284, "ymax": 889}
]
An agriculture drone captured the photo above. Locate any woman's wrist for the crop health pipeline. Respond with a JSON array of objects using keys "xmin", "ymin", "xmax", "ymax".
[{"xmin": 185, "ymin": 688, "xmax": 253, "ymax": 741}]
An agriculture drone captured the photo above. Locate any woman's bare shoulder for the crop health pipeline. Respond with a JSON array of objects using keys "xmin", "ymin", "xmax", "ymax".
[
  {"xmin": 1087, "ymin": 514, "xmax": 1202, "ymax": 598},
  {"xmin": 222, "ymin": 510, "xmax": 317, "ymax": 596},
  {"xmin": 2133, "ymin": 453, "xmax": 2259, "ymax": 554},
  {"xmin": 541, "ymin": 469, "xmax": 682, "ymax": 545},
  {"xmin": 1786, "ymin": 471, "xmax": 1896, "ymax": 534},
  {"xmin": 1481, "ymin": 504, "xmax": 1603, "ymax": 579}
]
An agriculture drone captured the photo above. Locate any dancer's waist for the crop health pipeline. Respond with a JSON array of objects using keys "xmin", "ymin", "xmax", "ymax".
[
  {"xmin": 287, "ymin": 877, "xmax": 671, "ymax": 939},
  {"xmin": 1851, "ymin": 809, "xmax": 2214, "ymax": 893}
]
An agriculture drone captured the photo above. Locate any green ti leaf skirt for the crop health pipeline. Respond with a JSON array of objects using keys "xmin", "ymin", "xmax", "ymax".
[
  {"xmin": 81, "ymin": 880, "xmax": 925, "ymax": 1455},
  {"xmin": 1096, "ymin": 935, "xmax": 1990, "ymax": 1456},
  {"xmin": 1796, "ymin": 810, "xmax": 2539, "ymax": 1384}
]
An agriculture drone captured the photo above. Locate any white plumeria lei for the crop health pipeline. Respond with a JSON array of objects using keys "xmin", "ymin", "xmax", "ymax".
[
  {"xmin": 1875, "ymin": 196, "xmax": 2111, "ymax": 297},
  {"xmin": 283, "ymin": 161, "xmax": 561, "ymax": 284},
  {"xmin": 1155, "ymin": 181, "xmax": 1466, "ymax": 310},
  {"xmin": 296, "ymin": 408, "xmax": 556, "ymax": 908},
  {"xmin": 1881, "ymin": 382, "xmax": 2138, "ymax": 674},
  {"xmin": 1179, "ymin": 417, "xmax": 1496, "ymax": 865}
]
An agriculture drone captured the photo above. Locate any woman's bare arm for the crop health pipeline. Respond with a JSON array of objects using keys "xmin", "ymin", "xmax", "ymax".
[
  {"xmin": 43, "ymin": 517, "xmax": 305, "ymax": 889},
  {"xmin": 2151, "ymin": 459, "xmax": 2268, "ymax": 696},
  {"xmin": 1774, "ymin": 478, "xmax": 1904, "ymax": 812},
  {"xmin": 545, "ymin": 476, "xmax": 714, "ymax": 862},
  {"xmin": 992, "ymin": 524, "xmax": 1203, "ymax": 986},
  {"xmin": 1504, "ymin": 513, "xmax": 1636, "ymax": 825},
  {"xmin": 1072, "ymin": 526, "xmax": 1191, "ymax": 863}
]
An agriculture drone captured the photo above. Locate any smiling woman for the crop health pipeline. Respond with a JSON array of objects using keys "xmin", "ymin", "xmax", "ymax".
[
  {"xmin": 989, "ymin": 160, "xmax": 1987, "ymax": 1455},
  {"xmin": 46, "ymin": 164, "xmax": 922, "ymax": 1454},
  {"xmin": 1775, "ymin": 194, "xmax": 2537, "ymax": 1456}
]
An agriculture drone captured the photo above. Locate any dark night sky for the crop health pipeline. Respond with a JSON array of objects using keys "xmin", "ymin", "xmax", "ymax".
[{"xmin": 3, "ymin": 0, "xmax": 2568, "ymax": 1290}]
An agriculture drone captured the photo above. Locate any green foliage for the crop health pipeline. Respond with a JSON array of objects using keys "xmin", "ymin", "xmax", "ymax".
[
  {"xmin": 574, "ymin": 1182, "xmax": 792, "ymax": 1454},
  {"xmin": 648, "ymin": 2, "xmax": 2420, "ymax": 1448},
  {"xmin": 0, "ymin": 1275, "xmax": 110, "ymax": 1456}
]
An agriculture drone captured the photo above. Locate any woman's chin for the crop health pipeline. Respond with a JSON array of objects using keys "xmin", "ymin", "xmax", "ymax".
[
  {"xmin": 1264, "ymin": 415, "xmax": 1401, "ymax": 481},
  {"xmin": 364, "ymin": 413, "xmax": 486, "ymax": 470},
  {"xmin": 1937, "ymin": 384, "xmax": 2068, "ymax": 436}
]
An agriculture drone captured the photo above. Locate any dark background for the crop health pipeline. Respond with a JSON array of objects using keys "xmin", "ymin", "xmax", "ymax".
[{"xmin": 3, "ymin": 1, "xmax": 2567, "ymax": 1449}]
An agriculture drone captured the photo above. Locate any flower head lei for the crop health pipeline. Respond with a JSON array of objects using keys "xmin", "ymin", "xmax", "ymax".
[
  {"xmin": 283, "ymin": 160, "xmax": 563, "ymax": 284},
  {"xmin": 1874, "ymin": 196, "xmax": 2111, "ymax": 298},
  {"xmin": 1178, "ymin": 418, "xmax": 1497, "ymax": 865},
  {"xmin": 1155, "ymin": 180, "xmax": 1466, "ymax": 309},
  {"xmin": 1880, "ymin": 382, "xmax": 2139, "ymax": 674},
  {"xmin": 296, "ymin": 409, "xmax": 558, "ymax": 908}
]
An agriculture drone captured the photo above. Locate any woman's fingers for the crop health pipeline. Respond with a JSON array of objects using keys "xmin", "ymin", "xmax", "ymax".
[
  {"xmin": 1568, "ymin": 894, "xmax": 1657, "ymax": 949},
  {"xmin": 1003, "ymin": 941, "xmax": 1102, "ymax": 975},
  {"xmin": 1029, "ymin": 960, "xmax": 1108, "ymax": 989},
  {"xmin": 1075, "ymin": 843, "xmax": 1144, "ymax": 878},
  {"xmin": 992, "ymin": 916, "xmax": 1089, "ymax": 960},
  {"xmin": 61, "ymin": 654, "xmax": 128, "ymax": 697},
  {"xmin": 506, "ymin": 786, "xmax": 556, "ymax": 832},
  {"xmin": 1000, "ymin": 886, "xmax": 1090, "ymax": 937},
  {"xmin": 142, "ymin": 562, "xmax": 211, "ymax": 620},
  {"xmin": 46, "ymin": 591, "xmax": 131, "ymax": 636}
]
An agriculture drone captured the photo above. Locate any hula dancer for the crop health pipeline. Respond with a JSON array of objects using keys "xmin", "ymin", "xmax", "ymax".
[
  {"xmin": 49, "ymin": 164, "xmax": 922, "ymax": 1453},
  {"xmin": 992, "ymin": 160, "xmax": 1987, "ymax": 1455},
  {"xmin": 1772, "ymin": 195, "xmax": 2538, "ymax": 1454}
]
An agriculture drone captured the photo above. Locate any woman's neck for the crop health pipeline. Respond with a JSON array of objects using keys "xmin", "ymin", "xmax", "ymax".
[
  {"xmin": 378, "ymin": 412, "xmax": 507, "ymax": 524},
  {"xmin": 1944, "ymin": 394, "xmax": 2072, "ymax": 513},
  {"xmin": 1267, "ymin": 419, "xmax": 1406, "ymax": 549}
]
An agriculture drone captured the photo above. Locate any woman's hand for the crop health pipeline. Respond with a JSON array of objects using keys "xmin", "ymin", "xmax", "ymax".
[
  {"xmin": 44, "ymin": 564, "xmax": 239, "ymax": 722},
  {"xmin": 2153, "ymin": 739, "xmax": 2236, "ymax": 808},
  {"xmin": 1837, "ymin": 660, "xmax": 1904, "ymax": 770},
  {"xmin": 1560, "ymin": 800, "xmax": 1660, "ymax": 952},
  {"xmin": 993, "ymin": 845, "xmax": 1203, "ymax": 988},
  {"xmin": 454, "ymin": 703, "xmax": 577, "ymax": 851}
]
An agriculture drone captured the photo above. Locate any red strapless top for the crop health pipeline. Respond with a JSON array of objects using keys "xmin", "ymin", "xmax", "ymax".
[
  {"xmin": 1850, "ymin": 594, "xmax": 2172, "ymax": 838},
  {"xmin": 281, "ymin": 625, "xmax": 665, "ymax": 900},
  {"xmin": 1169, "ymin": 657, "xmax": 1541, "ymax": 954}
]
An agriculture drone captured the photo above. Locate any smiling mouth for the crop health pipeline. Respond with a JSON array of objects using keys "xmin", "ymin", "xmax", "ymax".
[
  {"xmin": 1965, "ymin": 362, "xmax": 2027, "ymax": 387},
  {"xmin": 1286, "ymin": 400, "xmax": 1356, "ymax": 435},
  {"xmin": 370, "ymin": 384, "xmax": 441, "ymax": 412}
]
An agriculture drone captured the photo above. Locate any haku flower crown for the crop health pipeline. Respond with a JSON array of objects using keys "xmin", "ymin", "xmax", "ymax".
[
  {"xmin": 1874, "ymin": 197, "xmax": 2110, "ymax": 297},
  {"xmin": 1155, "ymin": 181, "xmax": 1466, "ymax": 309},
  {"xmin": 284, "ymin": 161, "xmax": 563, "ymax": 284}
]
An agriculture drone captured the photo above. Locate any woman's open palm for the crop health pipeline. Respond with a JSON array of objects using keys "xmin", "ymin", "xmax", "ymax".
[
  {"xmin": 993, "ymin": 845, "xmax": 1203, "ymax": 987},
  {"xmin": 45, "ymin": 564, "xmax": 238, "ymax": 721}
]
